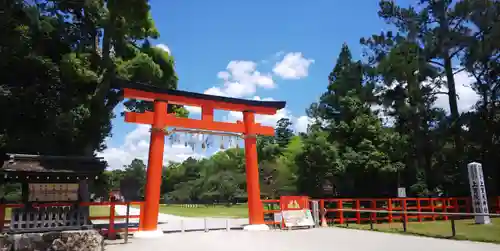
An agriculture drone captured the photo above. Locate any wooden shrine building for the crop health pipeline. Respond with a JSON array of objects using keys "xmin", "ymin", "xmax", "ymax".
[{"xmin": 0, "ymin": 153, "xmax": 106, "ymax": 233}]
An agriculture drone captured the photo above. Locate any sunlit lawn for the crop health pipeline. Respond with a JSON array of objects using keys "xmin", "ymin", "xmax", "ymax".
[
  {"xmin": 337, "ymin": 217, "xmax": 500, "ymax": 244},
  {"xmin": 3, "ymin": 204, "xmax": 249, "ymax": 220},
  {"xmin": 157, "ymin": 204, "xmax": 249, "ymax": 218}
]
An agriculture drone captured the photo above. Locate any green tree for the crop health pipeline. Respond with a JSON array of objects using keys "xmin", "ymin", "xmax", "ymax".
[
  {"xmin": 458, "ymin": 0, "xmax": 500, "ymax": 195},
  {"xmin": 0, "ymin": 0, "xmax": 185, "ymax": 157},
  {"xmin": 296, "ymin": 128, "xmax": 341, "ymax": 198},
  {"xmin": 275, "ymin": 118, "xmax": 294, "ymax": 149},
  {"xmin": 121, "ymin": 159, "xmax": 147, "ymax": 199},
  {"xmin": 304, "ymin": 44, "xmax": 402, "ymax": 197},
  {"xmin": 373, "ymin": 0, "xmax": 473, "ymax": 193},
  {"xmin": 256, "ymin": 136, "xmax": 280, "ymax": 163}
]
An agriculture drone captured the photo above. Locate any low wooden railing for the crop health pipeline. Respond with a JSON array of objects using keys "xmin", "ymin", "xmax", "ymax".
[
  {"xmin": 262, "ymin": 196, "xmax": 500, "ymax": 225},
  {"xmin": 0, "ymin": 201, "xmax": 143, "ymax": 239}
]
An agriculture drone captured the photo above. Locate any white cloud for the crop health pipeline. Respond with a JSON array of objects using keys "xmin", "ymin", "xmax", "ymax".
[
  {"xmin": 224, "ymin": 96, "xmax": 311, "ymax": 133},
  {"xmin": 204, "ymin": 60, "xmax": 275, "ymax": 98},
  {"xmin": 201, "ymin": 54, "xmax": 314, "ymax": 132},
  {"xmin": 205, "ymin": 52, "xmax": 314, "ymax": 98},
  {"xmin": 295, "ymin": 116, "xmax": 312, "ymax": 133},
  {"xmin": 155, "ymin": 44, "xmax": 171, "ymax": 54},
  {"xmin": 260, "ymin": 51, "xmax": 285, "ymax": 64},
  {"xmin": 372, "ymin": 71, "xmax": 480, "ymax": 126},
  {"xmin": 204, "ymin": 87, "xmax": 226, "ymax": 96},
  {"xmin": 273, "ymin": 52, "xmax": 314, "ymax": 80},
  {"xmin": 98, "ymin": 125, "xmax": 206, "ymax": 170},
  {"xmin": 433, "ymin": 71, "xmax": 479, "ymax": 114},
  {"xmin": 185, "ymin": 105, "xmax": 201, "ymax": 114}
]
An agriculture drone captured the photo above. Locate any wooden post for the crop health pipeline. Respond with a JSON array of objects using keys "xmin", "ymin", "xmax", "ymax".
[
  {"xmin": 450, "ymin": 217, "xmax": 456, "ymax": 237},
  {"xmin": 124, "ymin": 203, "xmax": 130, "ymax": 244},
  {"xmin": 142, "ymin": 100, "xmax": 167, "ymax": 232},
  {"xmin": 243, "ymin": 111, "xmax": 265, "ymax": 225},
  {"xmin": 369, "ymin": 212, "xmax": 373, "ymax": 230},
  {"xmin": 402, "ymin": 199, "xmax": 407, "ymax": 224}
]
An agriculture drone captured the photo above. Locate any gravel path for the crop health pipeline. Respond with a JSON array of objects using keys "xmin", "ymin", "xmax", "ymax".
[{"xmin": 105, "ymin": 227, "xmax": 500, "ymax": 251}]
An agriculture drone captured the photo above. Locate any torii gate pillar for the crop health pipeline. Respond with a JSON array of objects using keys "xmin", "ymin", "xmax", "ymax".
[
  {"xmin": 242, "ymin": 111, "xmax": 266, "ymax": 229},
  {"xmin": 134, "ymin": 100, "xmax": 168, "ymax": 238}
]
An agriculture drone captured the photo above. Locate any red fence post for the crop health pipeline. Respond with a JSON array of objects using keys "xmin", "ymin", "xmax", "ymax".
[
  {"xmin": 108, "ymin": 203, "xmax": 116, "ymax": 240},
  {"xmin": 388, "ymin": 199, "xmax": 393, "ymax": 223},
  {"xmin": 355, "ymin": 200, "xmax": 361, "ymax": 224},
  {"xmin": 139, "ymin": 202, "xmax": 145, "ymax": 230},
  {"xmin": 441, "ymin": 198, "xmax": 448, "ymax": 221},
  {"xmin": 0, "ymin": 204, "xmax": 5, "ymax": 232},
  {"xmin": 465, "ymin": 197, "xmax": 471, "ymax": 215},
  {"xmin": 370, "ymin": 200, "xmax": 376, "ymax": 223},
  {"xmin": 453, "ymin": 198, "xmax": 459, "ymax": 213},
  {"xmin": 338, "ymin": 199, "xmax": 344, "ymax": 224},
  {"xmin": 496, "ymin": 196, "xmax": 500, "ymax": 214},
  {"xmin": 430, "ymin": 198, "xmax": 436, "ymax": 221},
  {"xmin": 416, "ymin": 198, "xmax": 422, "ymax": 222}
]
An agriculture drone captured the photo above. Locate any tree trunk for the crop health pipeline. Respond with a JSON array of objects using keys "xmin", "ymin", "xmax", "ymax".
[{"xmin": 443, "ymin": 56, "xmax": 461, "ymax": 149}]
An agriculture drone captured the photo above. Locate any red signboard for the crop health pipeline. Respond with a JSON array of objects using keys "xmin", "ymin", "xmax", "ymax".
[
  {"xmin": 279, "ymin": 196, "xmax": 312, "ymax": 229},
  {"xmin": 280, "ymin": 196, "xmax": 310, "ymax": 211}
]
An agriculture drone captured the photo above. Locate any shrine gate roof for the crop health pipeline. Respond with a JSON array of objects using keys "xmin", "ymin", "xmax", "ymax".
[
  {"xmin": 118, "ymin": 82, "xmax": 286, "ymax": 111},
  {"xmin": 1, "ymin": 154, "xmax": 106, "ymax": 174}
]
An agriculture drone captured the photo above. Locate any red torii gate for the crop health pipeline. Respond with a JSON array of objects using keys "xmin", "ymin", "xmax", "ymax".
[{"xmin": 122, "ymin": 83, "xmax": 286, "ymax": 237}]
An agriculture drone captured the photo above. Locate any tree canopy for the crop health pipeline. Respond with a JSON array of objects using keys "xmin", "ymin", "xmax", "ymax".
[{"xmin": 0, "ymin": 0, "xmax": 184, "ymax": 156}]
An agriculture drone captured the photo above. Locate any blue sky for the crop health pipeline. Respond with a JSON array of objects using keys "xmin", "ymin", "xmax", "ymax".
[{"xmin": 99, "ymin": 0, "xmax": 438, "ymax": 169}]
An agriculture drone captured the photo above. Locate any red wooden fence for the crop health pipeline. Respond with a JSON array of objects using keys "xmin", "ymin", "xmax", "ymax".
[
  {"xmin": 262, "ymin": 196, "xmax": 500, "ymax": 225},
  {"xmin": 2, "ymin": 196, "xmax": 499, "ymax": 236}
]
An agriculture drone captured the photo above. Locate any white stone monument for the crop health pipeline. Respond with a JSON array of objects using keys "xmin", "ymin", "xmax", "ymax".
[
  {"xmin": 467, "ymin": 162, "xmax": 491, "ymax": 224},
  {"xmin": 397, "ymin": 187, "xmax": 407, "ymax": 198}
]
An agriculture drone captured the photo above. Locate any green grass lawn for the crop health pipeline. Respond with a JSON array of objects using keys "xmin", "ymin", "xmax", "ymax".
[
  {"xmin": 157, "ymin": 204, "xmax": 249, "ymax": 218},
  {"xmin": 89, "ymin": 205, "xmax": 112, "ymax": 217},
  {"xmin": 337, "ymin": 218, "xmax": 500, "ymax": 244}
]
